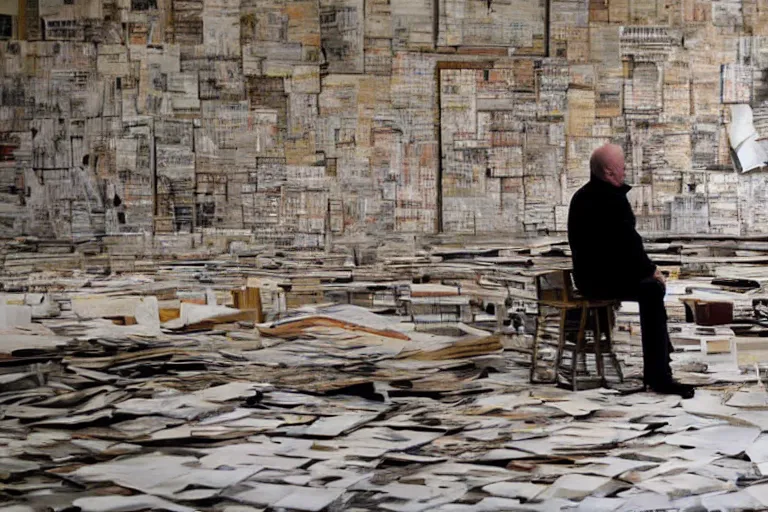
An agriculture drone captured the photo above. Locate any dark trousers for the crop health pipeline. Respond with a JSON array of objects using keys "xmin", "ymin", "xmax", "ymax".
[
  {"xmin": 620, "ymin": 277, "xmax": 674, "ymax": 385},
  {"xmin": 584, "ymin": 276, "xmax": 674, "ymax": 385}
]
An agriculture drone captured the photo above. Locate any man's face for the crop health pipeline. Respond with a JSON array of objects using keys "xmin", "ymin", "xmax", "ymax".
[{"xmin": 603, "ymin": 148, "xmax": 626, "ymax": 187}]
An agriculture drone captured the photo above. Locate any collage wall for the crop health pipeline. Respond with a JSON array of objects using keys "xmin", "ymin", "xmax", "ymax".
[{"xmin": 0, "ymin": 0, "xmax": 767, "ymax": 246}]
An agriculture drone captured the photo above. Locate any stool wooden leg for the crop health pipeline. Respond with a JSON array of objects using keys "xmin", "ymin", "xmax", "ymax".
[
  {"xmin": 531, "ymin": 312, "xmax": 557, "ymax": 384},
  {"xmin": 553, "ymin": 308, "xmax": 567, "ymax": 385},
  {"xmin": 594, "ymin": 307, "xmax": 605, "ymax": 385},
  {"xmin": 606, "ymin": 306, "xmax": 624, "ymax": 383},
  {"xmin": 530, "ymin": 315, "xmax": 541, "ymax": 384},
  {"xmin": 574, "ymin": 305, "xmax": 588, "ymax": 391}
]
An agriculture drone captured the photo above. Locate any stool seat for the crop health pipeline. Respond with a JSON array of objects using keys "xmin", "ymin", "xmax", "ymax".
[
  {"xmin": 539, "ymin": 299, "xmax": 617, "ymax": 309},
  {"xmin": 530, "ymin": 271, "xmax": 624, "ymax": 390}
]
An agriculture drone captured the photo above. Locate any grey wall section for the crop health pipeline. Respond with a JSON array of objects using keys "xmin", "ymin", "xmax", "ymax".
[{"xmin": 0, "ymin": 0, "xmax": 766, "ymax": 245}]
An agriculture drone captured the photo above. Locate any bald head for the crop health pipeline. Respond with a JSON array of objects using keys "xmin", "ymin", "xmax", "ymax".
[{"xmin": 590, "ymin": 144, "xmax": 626, "ymax": 187}]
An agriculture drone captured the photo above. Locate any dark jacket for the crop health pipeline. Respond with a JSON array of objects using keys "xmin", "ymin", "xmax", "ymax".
[{"xmin": 567, "ymin": 175, "xmax": 656, "ymax": 298}]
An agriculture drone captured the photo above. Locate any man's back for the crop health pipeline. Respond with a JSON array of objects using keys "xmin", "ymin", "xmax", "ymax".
[{"xmin": 567, "ymin": 177, "xmax": 655, "ymax": 298}]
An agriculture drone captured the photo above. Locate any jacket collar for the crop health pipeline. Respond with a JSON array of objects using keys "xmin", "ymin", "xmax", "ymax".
[{"xmin": 589, "ymin": 174, "xmax": 632, "ymax": 195}]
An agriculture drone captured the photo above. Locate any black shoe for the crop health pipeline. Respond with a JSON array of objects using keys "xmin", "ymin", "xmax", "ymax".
[{"xmin": 645, "ymin": 380, "xmax": 695, "ymax": 399}]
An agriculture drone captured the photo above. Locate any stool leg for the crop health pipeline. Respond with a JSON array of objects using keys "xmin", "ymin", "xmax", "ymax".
[
  {"xmin": 530, "ymin": 315, "xmax": 540, "ymax": 384},
  {"xmin": 594, "ymin": 307, "xmax": 605, "ymax": 385},
  {"xmin": 606, "ymin": 306, "xmax": 624, "ymax": 383},
  {"xmin": 574, "ymin": 305, "xmax": 588, "ymax": 391},
  {"xmin": 553, "ymin": 308, "xmax": 567, "ymax": 384}
]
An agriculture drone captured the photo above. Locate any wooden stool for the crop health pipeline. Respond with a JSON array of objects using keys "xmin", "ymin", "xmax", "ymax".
[{"xmin": 530, "ymin": 270, "xmax": 624, "ymax": 390}]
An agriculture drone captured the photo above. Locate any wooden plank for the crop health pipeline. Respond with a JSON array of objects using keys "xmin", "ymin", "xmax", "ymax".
[
  {"xmin": 232, "ymin": 287, "xmax": 264, "ymax": 323},
  {"xmin": 159, "ymin": 308, "xmax": 181, "ymax": 323},
  {"xmin": 258, "ymin": 317, "xmax": 410, "ymax": 340}
]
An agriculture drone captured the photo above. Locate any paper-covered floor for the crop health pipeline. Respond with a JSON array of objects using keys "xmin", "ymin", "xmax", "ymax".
[{"xmin": 3, "ymin": 239, "xmax": 768, "ymax": 512}]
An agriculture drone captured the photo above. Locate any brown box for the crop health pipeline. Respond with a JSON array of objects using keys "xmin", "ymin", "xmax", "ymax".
[{"xmin": 693, "ymin": 301, "xmax": 734, "ymax": 326}]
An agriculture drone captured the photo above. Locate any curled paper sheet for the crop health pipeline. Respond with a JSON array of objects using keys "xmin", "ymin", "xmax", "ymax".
[{"xmin": 729, "ymin": 104, "xmax": 768, "ymax": 173}]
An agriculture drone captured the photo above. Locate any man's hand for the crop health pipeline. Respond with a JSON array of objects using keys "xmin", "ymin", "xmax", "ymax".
[{"xmin": 653, "ymin": 268, "xmax": 666, "ymax": 288}]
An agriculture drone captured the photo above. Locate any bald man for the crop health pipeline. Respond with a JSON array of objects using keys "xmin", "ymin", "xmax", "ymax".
[{"xmin": 567, "ymin": 144, "xmax": 694, "ymax": 399}]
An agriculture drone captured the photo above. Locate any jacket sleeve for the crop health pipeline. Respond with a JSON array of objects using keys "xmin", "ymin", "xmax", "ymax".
[{"xmin": 616, "ymin": 202, "xmax": 656, "ymax": 281}]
